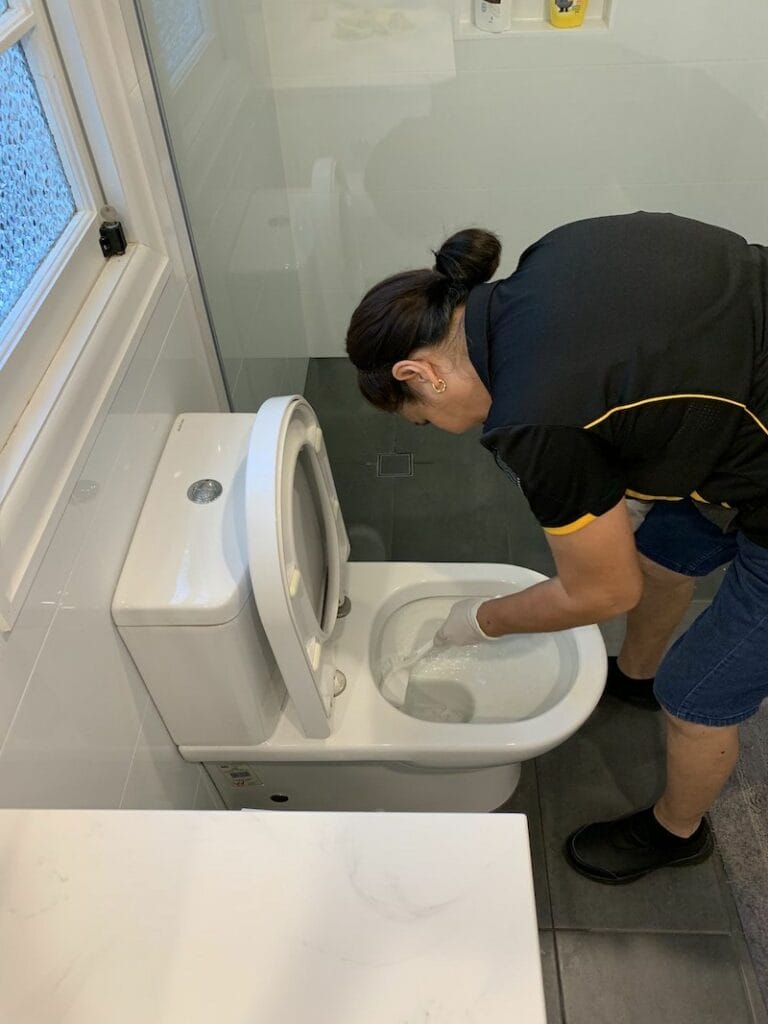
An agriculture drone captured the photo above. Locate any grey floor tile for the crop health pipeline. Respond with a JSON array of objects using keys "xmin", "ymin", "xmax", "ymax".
[
  {"xmin": 709, "ymin": 852, "xmax": 768, "ymax": 1024},
  {"xmin": 305, "ymin": 358, "xmax": 396, "ymax": 463},
  {"xmin": 393, "ymin": 419, "xmax": 486, "ymax": 465},
  {"xmin": 304, "ymin": 357, "xmax": 362, "ymax": 415},
  {"xmin": 536, "ymin": 703, "xmax": 732, "ymax": 932},
  {"xmin": 538, "ymin": 931, "xmax": 564, "ymax": 1024},
  {"xmin": 391, "ymin": 460, "xmax": 515, "ymax": 562},
  {"xmin": 494, "ymin": 761, "xmax": 552, "ymax": 929},
  {"xmin": 710, "ymin": 708, "xmax": 768, "ymax": 1016},
  {"xmin": 556, "ymin": 931, "xmax": 755, "ymax": 1024},
  {"xmin": 332, "ymin": 459, "xmax": 395, "ymax": 561}
]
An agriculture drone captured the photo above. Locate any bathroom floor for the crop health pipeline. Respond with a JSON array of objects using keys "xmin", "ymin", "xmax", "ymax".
[{"xmin": 305, "ymin": 358, "xmax": 768, "ymax": 1024}]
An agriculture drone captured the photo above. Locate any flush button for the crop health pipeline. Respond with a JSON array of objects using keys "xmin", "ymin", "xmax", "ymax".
[{"xmin": 187, "ymin": 479, "xmax": 223, "ymax": 504}]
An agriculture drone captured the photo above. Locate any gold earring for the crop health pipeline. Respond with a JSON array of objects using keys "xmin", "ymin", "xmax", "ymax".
[{"xmin": 432, "ymin": 378, "xmax": 447, "ymax": 394}]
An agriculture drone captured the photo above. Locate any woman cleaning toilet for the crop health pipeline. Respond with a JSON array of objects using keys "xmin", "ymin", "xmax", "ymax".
[{"xmin": 345, "ymin": 212, "xmax": 768, "ymax": 884}]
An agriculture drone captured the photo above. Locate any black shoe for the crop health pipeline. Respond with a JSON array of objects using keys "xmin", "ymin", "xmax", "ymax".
[
  {"xmin": 565, "ymin": 806, "xmax": 713, "ymax": 885},
  {"xmin": 602, "ymin": 656, "xmax": 661, "ymax": 711}
]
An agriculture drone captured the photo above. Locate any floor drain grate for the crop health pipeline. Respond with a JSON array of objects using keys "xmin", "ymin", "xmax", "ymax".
[{"xmin": 376, "ymin": 452, "xmax": 413, "ymax": 478}]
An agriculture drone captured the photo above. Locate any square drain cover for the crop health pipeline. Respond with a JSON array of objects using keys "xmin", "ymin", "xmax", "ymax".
[{"xmin": 377, "ymin": 452, "xmax": 413, "ymax": 478}]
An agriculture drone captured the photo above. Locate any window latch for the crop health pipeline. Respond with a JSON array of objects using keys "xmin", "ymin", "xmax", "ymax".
[{"xmin": 99, "ymin": 205, "xmax": 127, "ymax": 258}]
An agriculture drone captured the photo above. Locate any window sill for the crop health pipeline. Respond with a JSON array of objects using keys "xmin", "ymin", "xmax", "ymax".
[{"xmin": 0, "ymin": 243, "xmax": 169, "ymax": 633}]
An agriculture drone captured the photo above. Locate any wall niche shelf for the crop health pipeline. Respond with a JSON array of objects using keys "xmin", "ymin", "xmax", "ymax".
[{"xmin": 454, "ymin": 0, "xmax": 612, "ymax": 39}]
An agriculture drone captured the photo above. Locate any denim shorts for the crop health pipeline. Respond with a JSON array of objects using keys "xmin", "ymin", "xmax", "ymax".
[{"xmin": 634, "ymin": 498, "xmax": 768, "ymax": 726}]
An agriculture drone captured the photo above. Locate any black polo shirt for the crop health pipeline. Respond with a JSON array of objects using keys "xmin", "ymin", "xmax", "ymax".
[{"xmin": 464, "ymin": 213, "xmax": 768, "ymax": 547}]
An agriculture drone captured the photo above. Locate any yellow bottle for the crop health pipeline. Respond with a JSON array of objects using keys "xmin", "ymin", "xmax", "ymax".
[{"xmin": 549, "ymin": 0, "xmax": 589, "ymax": 28}]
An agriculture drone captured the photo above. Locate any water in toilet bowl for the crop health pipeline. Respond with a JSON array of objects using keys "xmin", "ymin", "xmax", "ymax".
[
  {"xmin": 380, "ymin": 639, "xmax": 435, "ymax": 707},
  {"xmin": 375, "ymin": 596, "xmax": 579, "ymax": 724}
]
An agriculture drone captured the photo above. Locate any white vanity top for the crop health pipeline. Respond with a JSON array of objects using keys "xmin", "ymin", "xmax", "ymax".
[{"xmin": 0, "ymin": 809, "xmax": 546, "ymax": 1023}]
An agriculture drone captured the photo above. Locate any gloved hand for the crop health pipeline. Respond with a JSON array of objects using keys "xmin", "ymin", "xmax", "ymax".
[{"xmin": 434, "ymin": 598, "xmax": 502, "ymax": 648}]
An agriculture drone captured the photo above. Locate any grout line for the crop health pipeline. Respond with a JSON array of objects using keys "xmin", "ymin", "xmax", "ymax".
[
  {"xmin": 533, "ymin": 758, "xmax": 567, "ymax": 1023},
  {"xmin": 117, "ymin": 693, "xmax": 150, "ymax": 809},
  {"xmin": 709, "ymin": 826, "xmax": 768, "ymax": 1022},
  {"xmin": 551, "ymin": 925, "xmax": 735, "ymax": 936},
  {"xmin": 357, "ymin": 179, "xmax": 768, "ymax": 194},
  {"xmin": 457, "ymin": 56, "xmax": 768, "ymax": 75}
]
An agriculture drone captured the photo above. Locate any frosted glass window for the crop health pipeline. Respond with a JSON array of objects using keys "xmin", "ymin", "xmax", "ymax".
[
  {"xmin": 0, "ymin": 42, "xmax": 76, "ymax": 327},
  {"xmin": 150, "ymin": 0, "xmax": 206, "ymax": 79}
]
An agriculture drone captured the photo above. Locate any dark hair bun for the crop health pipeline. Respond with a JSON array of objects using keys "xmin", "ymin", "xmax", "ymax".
[{"xmin": 433, "ymin": 228, "xmax": 501, "ymax": 289}]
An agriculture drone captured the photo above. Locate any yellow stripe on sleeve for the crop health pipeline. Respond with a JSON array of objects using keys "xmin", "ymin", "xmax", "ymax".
[
  {"xmin": 690, "ymin": 490, "xmax": 734, "ymax": 509},
  {"xmin": 544, "ymin": 513, "xmax": 597, "ymax": 536},
  {"xmin": 625, "ymin": 489, "xmax": 683, "ymax": 502}
]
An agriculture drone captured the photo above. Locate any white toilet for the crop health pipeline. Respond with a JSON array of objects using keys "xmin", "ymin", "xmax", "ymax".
[{"xmin": 112, "ymin": 397, "xmax": 607, "ymax": 811}]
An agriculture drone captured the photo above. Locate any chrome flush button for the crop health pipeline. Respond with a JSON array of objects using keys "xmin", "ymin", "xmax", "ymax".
[{"xmin": 187, "ymin": 479, "xmax": 223, "ymax": 504}]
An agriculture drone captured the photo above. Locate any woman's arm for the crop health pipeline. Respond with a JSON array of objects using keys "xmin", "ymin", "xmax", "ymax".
[{"xmin": 477, "ymin": 498, "xmax": 643, "ymax": 636}]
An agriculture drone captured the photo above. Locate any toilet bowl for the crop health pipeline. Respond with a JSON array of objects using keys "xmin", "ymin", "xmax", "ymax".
[{"xmin": 112, "ymin": 397, "xmax": 607, "ymax": 811}]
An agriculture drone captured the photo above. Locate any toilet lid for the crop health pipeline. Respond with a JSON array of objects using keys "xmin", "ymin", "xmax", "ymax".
[{"xmin": 246, "ymin": 396, "xmax": 350, "ymax": 739}]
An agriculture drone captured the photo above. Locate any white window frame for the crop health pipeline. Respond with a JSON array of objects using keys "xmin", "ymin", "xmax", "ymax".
[
  {"xmin": 0, "ymin": 0, "xmax": 105, "ymax": 447},
  {"xmin": 0, "ymin": 0, "xmax": 194, "ymax": 632}
]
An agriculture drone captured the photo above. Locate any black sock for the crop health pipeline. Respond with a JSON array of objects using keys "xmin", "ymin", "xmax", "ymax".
[
  {"xmin": 605, "ymin": 657, "xmax": 661, "ymax": 709},
  {"xmin": 607, "ymin": 655, "xmax": 654, "ymax": 685},
  {"xmin": 642, "ymin": 806, "xmax": 705, "ymax": 847}
]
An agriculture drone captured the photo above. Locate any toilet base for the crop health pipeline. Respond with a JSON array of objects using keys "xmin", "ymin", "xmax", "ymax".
[{"xmin": 205, "ymin": 759, "xmax": 522, "ymax": 812}]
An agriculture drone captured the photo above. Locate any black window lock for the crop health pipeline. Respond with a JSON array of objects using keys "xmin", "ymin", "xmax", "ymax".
[{"xmin": 99, "ymin": 204, "xmax": 127, "ymax": 258}]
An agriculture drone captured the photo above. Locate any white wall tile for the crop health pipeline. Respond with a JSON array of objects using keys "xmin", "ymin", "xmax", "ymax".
[
  {"xmin": 270, "ymin": 5, "xmax": 768, "ymax": 354},
  {"xmin": 0, "ymin": 608, "xmax": 147, "ymax": 808},
  {"xmin": 0, "ymin": 286, "xmax": 222, "ymax": 808},
  {"xmin": 193, "ymin": 766, "xmax": 225, "ymax": 810},
  {"xmin": 301, "ymin": 289, "xmax": 357, "ymax": 359},
  {"xmin": 120, "ymin": 698, "xmax": 200, "ymax": 809},
  {"xmin": 0, "ymin": 508, "xmax": 80, "ymax": 745},
  {"xmin": 274, "ymin": 83, "xmax": 433, "ymax": 189},
  {"xmin": 0, "ymin": 277, "xmax": 181, "ymax": 748},
  {"xmin": 609, "ymin": 0, "xmax": 768, "ymax": 65},
  {"xmin": 488, "ymin": 180, "xmax": 768, "ymax": 271},
  {"xmin": 617, "ymin": 182, "xmax": 768, "ymax": 243},
  {"xmin": 137, "ymin": 286, "xmax": 220, "ymax": 417},
  {"xmin": 354, "ymin": 188, "xmax": 493, "ymax": 286}
]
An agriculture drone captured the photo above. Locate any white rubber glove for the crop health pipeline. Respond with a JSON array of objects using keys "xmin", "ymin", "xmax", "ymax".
[{"xmin": 434, "ymin": 598, "xmax": 503, "ymax": 648}]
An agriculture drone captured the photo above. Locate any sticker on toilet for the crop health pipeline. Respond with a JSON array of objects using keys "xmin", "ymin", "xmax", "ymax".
[{"xmin": 217, "ymin": 763, "xmax": 263, "ymax": 788}]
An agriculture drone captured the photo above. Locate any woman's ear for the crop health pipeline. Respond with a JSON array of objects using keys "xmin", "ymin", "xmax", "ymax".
[{"xmin": 392, "ymin": 359, "xmax": 437, "ymax": 385}]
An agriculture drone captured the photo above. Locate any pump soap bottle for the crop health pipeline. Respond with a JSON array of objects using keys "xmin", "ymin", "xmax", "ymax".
[
  {"xmin": 474, "ymin": 0, "xmax": 512, "ymax": 33},
  {"xmin": 549, "ymin": 0, "xmax": 589, "ymax": 28}
]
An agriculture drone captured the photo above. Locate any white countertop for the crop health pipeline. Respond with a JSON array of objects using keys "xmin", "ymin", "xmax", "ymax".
[{"xmin": 0, "ymin": 810, "xmax": 546, "ymax": 1023}]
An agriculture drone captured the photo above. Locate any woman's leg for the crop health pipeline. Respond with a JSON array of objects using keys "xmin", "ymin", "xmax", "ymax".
[
  {"xmin": 567, "ymin": 531, "xmax": 768, "ymax": 883},
  {"xmin": 618, "ymin": 554, "xmax": 696, "ymax": 679},
  {"xmin": 617, "ymin": 556, "xmax": 738, "ymax": 838},
  {"xmin": 654, "ymin": 715, "xmax": 739, "ymax": 837}
]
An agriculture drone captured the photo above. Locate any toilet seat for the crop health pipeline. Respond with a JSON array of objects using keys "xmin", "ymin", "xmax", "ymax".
[{"xmin": 246, "ymin": 396, "xmax": 350, "ymax": 738}]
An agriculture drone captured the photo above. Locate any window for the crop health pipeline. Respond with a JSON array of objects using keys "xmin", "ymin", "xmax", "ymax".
[
  {"xmin": 0, "ymin": 41, "xmax": 75, "ymax": 324},
  {"xmin": 0, "ymin": 0, "xmax": 104, "ymax": 449},
  {"xmin": 0, "ymin": 0, "xmax": 175, "ymax": 633}
]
